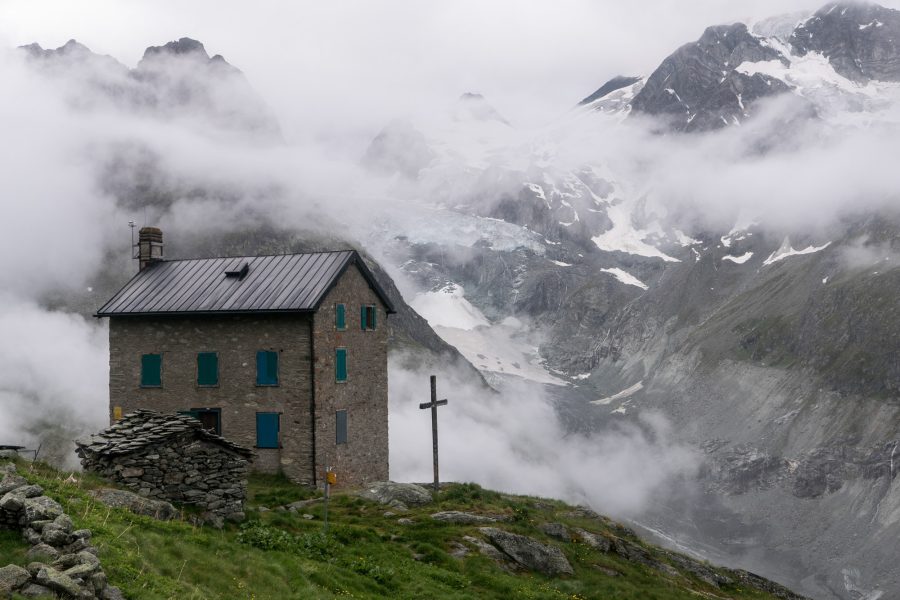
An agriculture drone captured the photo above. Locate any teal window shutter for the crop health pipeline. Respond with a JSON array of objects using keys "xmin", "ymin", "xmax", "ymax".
[
  {"xmin": 360, "ymin": 305, "xmax": 367, "ymax": 330},
  {"xmin": 197, "ymin": 352, "xmax": 218, "ymax": 386},
  {"xmin": 336, "ymin": 348, "xmax": 347, "ymax": 382},
  {"xmin": 141, "ymin": 354, "xmax": 162, "ymax": 387},
  {"xmin": 335, "ymin": 303, "xmax": 346, "ymax": 330},
  {"xmin": 336, "ymin": 410, "xmax": 348, "ymax": 444},
  {"xmin": 256, "ymin": 413, "xmax": 280, "ymax": 448},
  {"xmin": 257, "ymin": 351, "xmax": 279, "ymax": 385}
]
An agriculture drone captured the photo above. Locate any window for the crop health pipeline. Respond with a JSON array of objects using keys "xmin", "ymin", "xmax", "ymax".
[
  {"xmin": 256, "ymin": 413, "xmax": 280, "ymax": 448},
  {"xmin": 335, "ymin": 348, "xmax": 347, "ymax": 382},
  {"xmin": 256, "ymin": 350, "xmax": 279, "ymax": 386},
  {"xmin": 197, "ymin": 352, "xmax": 218, "ymax": 386},
  {"xmin": 360, "ymin": 305, "xmax": 377, "ymax": 330},
  {"xmin": 335, "ymin": 303, "xmax": 346, "ymax": 330},
  {"xmin": 180, "ymin": 408, "xmax": 221, "ymax": 435},
  {"xmin": 336, "ymin": 410, "xmax": 348, "ymax": 444},
  {"xmin": 140, "ymin": 353, "xmax": 162, "ymax": 387}
]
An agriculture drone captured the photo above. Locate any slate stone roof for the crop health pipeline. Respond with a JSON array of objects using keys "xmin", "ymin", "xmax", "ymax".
[
  {"xmin": 75, "ymin": 410, "xmax": 253, "ymax": 458},
  {"xmin": 96, "ymin": 249, "xmax": 395, "ymax": 317}
]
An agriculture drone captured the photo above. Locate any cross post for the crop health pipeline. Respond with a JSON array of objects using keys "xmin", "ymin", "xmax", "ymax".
[{"xmin": 419, "ymin": 375, "xmax": 448, "ymax": 494}]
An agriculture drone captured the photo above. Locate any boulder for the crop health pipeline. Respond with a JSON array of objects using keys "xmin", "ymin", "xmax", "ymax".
[
  {"xmin": 573, "ymin": 528, "xmax": 612, "ymax": 552},
  {"xmin": 478, "ymin": 527, "xmax": 574, "ymax": 576},
  {"xmin": 26, "ymin": 543, "xmax": 61, "ymax": 561},
  {"xmin": 35, "ymin": 565, "xmax": 82, "ymax": 598},
  {"xmin": 0, "ymin": 450, "xmax": 18, "ymax": 460},
  {"xmin": 40, "ymin": 523, "xmax": 72, "ymax": 547},
  {"xmin": 103, "ymin": 585, "xmax": 126, "ymax": 600},
  {"xmin": 22, "ymin": 496, "xmax": 63, "ymax": 523},
  {"xmin": 462, "ymin": 535, "xmax": 509, "ymax": 563},
  {"xmin": 539, "ymin": 522, "xmax": 570, "ymax": 541},
  {"xmin": 431, "ymin": 511, "xmax": 497, "ymax": 525},
  {"xmin": 19, "ymin": 583, "xmax": 57, "ymax": 598},
  {"xmin": 91, "ymin": 488, "xmax": 178, "ymax": 520},
  {"xmin": 0, "ymin": 474, "xmax": 28, "ymax": 495},
  {"xmin": 359, "ymin": 482, "xmax": 432, "ymax": 507},
  {"xmin": 0, "ymin": 564, "xmax": 30, "ymax": 595}
]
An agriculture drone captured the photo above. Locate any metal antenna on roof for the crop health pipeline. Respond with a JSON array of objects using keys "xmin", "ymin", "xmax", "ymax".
[{"xmin": 129, "ymin": 221, "xmax": 136, "ymax": 261}]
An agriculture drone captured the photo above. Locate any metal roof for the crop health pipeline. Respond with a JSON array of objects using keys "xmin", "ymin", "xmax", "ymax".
[{"xmin": 96, "ymin": 250, "xmax": 395, "ymax": 317}]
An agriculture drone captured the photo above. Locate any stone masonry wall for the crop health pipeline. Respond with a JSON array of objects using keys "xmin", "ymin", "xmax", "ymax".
[
  {"xmin": 109, "ymin": 313, "xmax": 315, "ymax": 483},
  {"xmin": 79, "ymin": 434, "xmax": 249, "ymax": 522},
  {"xmin": 0, "ymin": 462, "xmax": 124, "ymax": 599},
  {"xmin": 312, "ymin": 264, "xmax": 390, "ymax": 487}
]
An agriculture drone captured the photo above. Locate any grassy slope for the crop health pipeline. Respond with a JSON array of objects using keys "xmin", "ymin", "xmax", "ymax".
[{"xmin": 0, "ymin": 459, "xmax": 784, "ymax": 600}]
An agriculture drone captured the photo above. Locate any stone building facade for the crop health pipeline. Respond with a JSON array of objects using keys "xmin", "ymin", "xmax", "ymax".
[{"xmin": 97, "ymin": 229, "xmax": 393, "ymax": 487}]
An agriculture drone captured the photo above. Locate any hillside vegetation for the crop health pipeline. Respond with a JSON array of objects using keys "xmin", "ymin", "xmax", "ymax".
[{"xmin": 0, "ymin": 457, "xmax": 801, "ymax": 599}]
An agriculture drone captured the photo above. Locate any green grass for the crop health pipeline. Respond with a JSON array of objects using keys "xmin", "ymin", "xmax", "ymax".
[{"xmin": 0, "ymin": 459, "xmax": 787, "ymax": 600}]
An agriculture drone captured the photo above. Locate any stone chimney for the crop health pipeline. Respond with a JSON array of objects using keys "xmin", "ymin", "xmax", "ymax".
[{"xmin": 138, "ymin": 227, "xmax": 164, "ymax": 270}]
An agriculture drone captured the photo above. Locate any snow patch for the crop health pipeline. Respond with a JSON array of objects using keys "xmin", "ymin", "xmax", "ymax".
[
  {"xmin": 601, "ymin": 268, "xmax": 649, "ymax": 290},
  {"xmin": 722, "ymin": 252, "xmax": 754, "ymax": 264},
  {"xmin": 409, "ymin": 284, "xmax": 490, "ymax": 331},
  {"xmin": 591, "ymin": 381, "xmax": 644, "ymax": 406},
  {"xmin": 550, "ymin": 260, "xmax": 572, "ymax": 267},
  {"xmin": 763, "ymin": 239, "xmax": 831, "ymax": 266}
]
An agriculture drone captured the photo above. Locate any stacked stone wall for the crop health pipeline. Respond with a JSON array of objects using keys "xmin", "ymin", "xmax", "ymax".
[
  {"xmin": 0, "ymin": 462, "xmax": 123, "ymax": 599},
  {"xmin": 79, "ymin": 434, "xmax": 249, "ymax": 522}
]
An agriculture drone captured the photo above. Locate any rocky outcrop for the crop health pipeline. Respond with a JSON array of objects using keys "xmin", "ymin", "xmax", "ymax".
[
  {"xmin": 0, "ymin": 462, "xmax": 122, "ymax": 599},
  {"xmin": 791, "ymin": 2, "xmax": 900, "ymax": 82},
  {"xmin": 90, "ymin": 488, "xmax": 178, "ymax": 521},
  {"xmin": 76, "ymin": 410, "xmax": 252, "ymax": 525},
  {"xmin": 631, "ymin": 23, "xmax": 794, "ymax": 131},
  {"xmin": 430, "ymin": 511, "xmax": 499, "ymax": 524},
  {"xmin": 359, "ymin": 482, "xmax": 432, "ymax": 510},
  {"xmin": 477, "ymin": 527, "xmax": 574, "ymax": 576}
]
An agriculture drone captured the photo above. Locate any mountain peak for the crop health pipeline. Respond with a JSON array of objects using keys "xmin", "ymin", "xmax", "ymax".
[
  {"xmin": 454, "ymin": 92, "xmax": 510, "ymax": 125},
  {"xmin": 579, "ymin": 76, "xmax": 642, "ymax": 106},
  {"xmin": 142, "ymin": 37, "xmax": 209, "ymax": 61},
  {"xmin": 790, "ymin": 1, "xmax": 900, "ymax": 82}
]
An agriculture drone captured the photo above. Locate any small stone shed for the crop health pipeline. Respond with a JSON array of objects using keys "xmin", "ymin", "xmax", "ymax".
[{"xmin": 75, "ymin": 410, "xmax": 253, "ymax": 521}]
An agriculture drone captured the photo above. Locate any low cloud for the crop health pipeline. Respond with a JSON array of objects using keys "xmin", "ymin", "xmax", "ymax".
[{"xmin": 388, "ymin": 353, "xmax": 699, "ymax": 517}]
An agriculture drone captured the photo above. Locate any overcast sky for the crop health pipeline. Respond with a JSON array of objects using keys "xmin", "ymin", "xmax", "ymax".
[{"xmin": 6, "ymin": 0, "xmax": 900, "ymax": 136}]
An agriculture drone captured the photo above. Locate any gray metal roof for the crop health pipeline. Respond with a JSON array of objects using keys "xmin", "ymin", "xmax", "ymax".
[{"xmin": 96, "ymin": 250, "xmax": 395, "ymax": 317}]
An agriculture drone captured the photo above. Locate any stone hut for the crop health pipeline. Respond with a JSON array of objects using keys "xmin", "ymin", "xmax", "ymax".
[
  {"xmin": 76, "ymin": 410, "xmax": 253, "ymax": 522},
  {"xmin": 95, "ymin": 227, "xmax": 394, "ymax": 488}
]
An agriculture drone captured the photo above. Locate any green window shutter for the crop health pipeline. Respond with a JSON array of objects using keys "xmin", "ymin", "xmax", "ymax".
[
  {"xmin": 256, "ymin": 413, "xmax": 280, "ymax": 448},
  {"xmin": 141, "ymin": 354, "xmax": 162, "ymax": 387},
  {"xmin": 257, "ymin": 351, "xmax": 279, "ymax": 385},
  {"xmin": 336, "ymin": 410, "xmax": 348, "ymax": 444},
  {"xmin": 197, "ymin": 352, "xmax": 218, "ymax": 386},
  {"xmin": 335, "ymin": 304, "xmax": 346, "ymax": 330},
  {"xmin": 336, "ymin": 348, "xmax": 347, "ymax": 382},
  {"xmin": 360, "ymin": 305, "xmax": 367, "ymax": 330}
]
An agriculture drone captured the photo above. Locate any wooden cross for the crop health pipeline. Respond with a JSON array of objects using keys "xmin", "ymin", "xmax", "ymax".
[{"xmin": 419, "ymin": 375, "xmax": 448, "ymax": 493}]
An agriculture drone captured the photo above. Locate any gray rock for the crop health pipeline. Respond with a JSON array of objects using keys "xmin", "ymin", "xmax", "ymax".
[
  {"xmin": 18, "ymin": 583, "xmax": 57, "ymax": 598},
  {"xmin": 284, "ymin": 498, "xmax": 320, "ymax": 511},
  {"xmin": 462, "ymin": 535, "xmax": 508, "ymax": 563},
  {"xmin": 22, "ymin": 527, "xmax": 42, "ymax": 545},
  {"xmin": 35, "ymin": 565, "xmax": 82, "ymax": 598},
  {"xmin": 103, "ymin": 585, "xmax": 126, "ymax": 600},
  {"xmin": 449, "ymin": 541, "xmax": 470, "ymax": 559},
  {"xmin": 0, "ymin": 474, "xmax": 28, "ymax": 495},
  {"xmin": 359, "ymin": 482, "xmax": 432, "ymax": 507},
  {"xmin": 41, "ymin": 523, "xmax": 72, "ymax": 547},
  {"xmin": 397, "ymin": 518, "xmax": 414, "ymax": 525},
  {"xmin": 573, "ymin": 528, "xmax": 612, "ymax": 552},
  {"xmin": 478, "ymin": 527, "xmax": 573, "ymax": 576},
  {"xmin": 23, "ymin": 495, "xmax": 63, "ymax": 522},
  {"xmin": 52, "ymin": 514, "xmax": 74, "ymax": 533},
  {"xmin": 0, "ymin": 564, "xmax": 30, "ymax": 594},
  {"xmin": 539, "ymin": 522, "xmax": 570, "ymax": 541},
  {"xmin": 431, "ymin": 511, "xmax": 497, "ymax": 525},
  {"xmin": 91, "ymin": 488, "xmax": 177, "ymax": 520},
  {"xmin": 71, "ymin": 529, "xmax": 92, "ymax": 541},
  {"xmin": 665, "ymin": 552, "xmax": 732, "ymax": 588},
  {"xmin": 27, "ymin": 542, "xmax": 61, "ymax": 561},
  {"xmin": 0, "ymin": 449, "xmax": 18, "ymax": 460}
]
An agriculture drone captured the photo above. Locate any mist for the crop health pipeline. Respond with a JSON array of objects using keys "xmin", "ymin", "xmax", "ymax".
[
  {"xmin": 1, "ymin": 2, "xmax": 900, "ymax": 524},
  {"xmin": 388, "ymin": 354, "xmax": 698, "ymax": 517}
]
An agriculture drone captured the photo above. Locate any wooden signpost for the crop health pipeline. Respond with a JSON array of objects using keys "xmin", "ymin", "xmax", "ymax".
[{"xmin": 419, "ymin": 375, "xmax": 448, "ymax": 493}]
